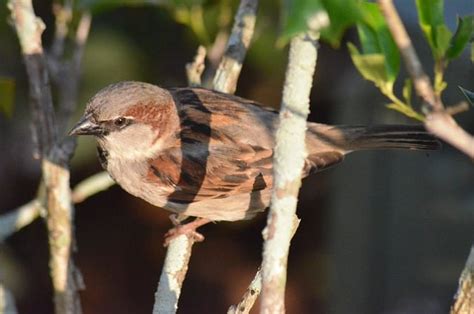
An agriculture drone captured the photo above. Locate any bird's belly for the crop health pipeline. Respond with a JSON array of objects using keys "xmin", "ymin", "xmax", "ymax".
[
  {"xmin": 105, "ymin": 156, "xmax": 272, "ymax": 221},
  {"xmin": 105, "ymin": 156, "xmax": 169, "ymax": 208},
  {"xmin": 163, "ymin": 189, "xmax": 272, "ymax": 221}
]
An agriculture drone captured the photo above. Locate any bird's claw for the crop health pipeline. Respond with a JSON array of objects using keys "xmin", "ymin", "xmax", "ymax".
[{"xmin": 163, "ymin": 217, "xmax": 210, "ymax": 247}]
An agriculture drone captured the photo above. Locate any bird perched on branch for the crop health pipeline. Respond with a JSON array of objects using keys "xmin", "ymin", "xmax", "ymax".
[{"xmin": 70, "ymin": 81, "xmax": 440, "ymax": 243}]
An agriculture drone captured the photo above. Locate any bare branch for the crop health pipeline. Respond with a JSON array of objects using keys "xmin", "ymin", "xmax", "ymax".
[
  {"xmin": 72, "ymin": 172, "xmax": 115, "ymax": 204},
  {"xmin": 0, "ymin": 200, "xmax": 42, "ymax": 242},
  {"xmin": 228, "ymin": 269, "xmax": 262, "ymax": 314},
  {"xmin": 213, "ymin": 0, "xmax": 258, "ymax": 94},
  {"xmin": 0, "ymin": 170, "xmax": 114, "ymax": 244},
  {"xmin": 55, "ymin": 11, "xmax": 92, "ymax": 136},
  {"xmin": 8, "ymin": 0, "xmax": 57, "ymax": 158},
  {"xmin": 451, "ymin": 246, "xmax": 474, "ymax": 314},
  {"xmin": 425, "ymin": 112, "xmax": 474, "ymax": 159},
  {"xmin": 377, "ymin": 0, "xmax": 474, "ymax": 159},
  {"xmin": 42, "ymin": 159, "xmax": 83, "ymax": 314},
  {"xmin": 8, "ymin": 1, "xmax": 90, "ymax": 312},
  {"xmin": 229, "ymin": 218, "xmax": 300, "ymax": 313},
  {"xmin": 152, "ymin": 235, "xmax": 195, "ymax": 314},
  {"xmin": 185, "ymin": 45, "xmax": 207, "ymax": 87},
  {"xmin": 377, "ymin": 0, "xmax": 440, "ymax": 110},
  {"xmin": 260, "ymin": 33, "xmax": 319, "ymax": 313},
  {"xmin": 50, "ymin": 1, "xmax": 72, "ymax": 60}
]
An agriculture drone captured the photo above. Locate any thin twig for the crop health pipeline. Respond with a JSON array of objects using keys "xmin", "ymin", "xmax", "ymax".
[
  {"xmin": 50, "ymin": 1, "xmax": 72, "ymax": 61},
  {"xmin": 228, "ymin": 269, "xmax": 262, "ymax": 314},
  {"xmin": 377, "ymin": 0, "xmax": 440, "ymax": 110},
  {"xmin": 71, "ymin": 171, "xmax": 115, "ymax": 204},
  {"xmin": 229, "ymin": 218, "xmax": 300, "ymax": 313},
  {"xmin": 0, "ymin": 171, "xmax": 115, "ymax": 243},
  {"xmin": 451, "ymin": 246, "xmax": 474, "ymax": 314},
  {"xmin": 185, "ymin": 45, "xmax": 207, "ymax": 87},
  {"xmin": 260, "ymin": 32, "xmax": 319, "ymax": 314},
  {"xmin": 54, "ymin": 11, "xmax": 92, "ymax": 135},
  {"xmin": 0, "ymin": 200, "xmax": 43, "ymax": 242},
  {"xmin": 213, "ymin": 0, "xmax": 259, "ymax": 94},
  {"xmin": 377, "ymin": 0, "xmax": 474, "ymax": 159}
]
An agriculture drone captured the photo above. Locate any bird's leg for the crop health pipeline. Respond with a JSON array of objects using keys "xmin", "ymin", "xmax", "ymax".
[{"xmin": 164, "ymin": 215, "xmax": 211, "ymax": 247}]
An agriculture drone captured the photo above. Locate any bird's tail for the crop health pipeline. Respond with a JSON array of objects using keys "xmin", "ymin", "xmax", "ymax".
[{"xmin": 308, "ymin": 124, "xmax": 441, "ymax": 152}]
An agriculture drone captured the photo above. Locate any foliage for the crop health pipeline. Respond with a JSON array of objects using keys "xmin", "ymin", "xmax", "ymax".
[
  {"xmin": 72, "ymin": 0, "xmax": 473, "ymax": 121},
  {"xmin": 415, "ymin": 0, "xmax": 474, "ymax": 95},
  {"xmin": 348, "ymin": 0, "xmax": 472, "ymax": 120}
]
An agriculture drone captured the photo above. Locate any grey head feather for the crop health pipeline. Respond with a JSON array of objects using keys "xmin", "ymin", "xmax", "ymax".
[{"xmin": 85, "ymin": 81, "xmax": 171, "ymax": 121}]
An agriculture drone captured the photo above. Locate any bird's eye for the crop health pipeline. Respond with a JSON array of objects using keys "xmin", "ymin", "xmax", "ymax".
[{"xmin": 114, "ymin": 117, "xmax": 127, "ymax": 127}]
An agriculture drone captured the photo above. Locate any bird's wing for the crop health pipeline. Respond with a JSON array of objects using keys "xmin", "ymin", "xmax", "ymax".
[
  {"xmin": 145, "ymin": 87, "xmax": 276, "ymax": 204},
  {"xmin": 146, "ymin": 144, "xmax": 273, "ymax": 204}
]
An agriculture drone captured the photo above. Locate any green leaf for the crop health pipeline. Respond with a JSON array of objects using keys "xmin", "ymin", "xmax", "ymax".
[
  {"xmin": 446, "ymin": 15, "xmax": 474, "ymax": 60},
  {"xmin": 0, "ymin": 78, "xmax": 15, "ymax": 118},
  {"xmin": 402, "ymin": 79, "xmax": 412, "ymax": 107},
  {"xmin": 386, "ymin": 103, "xmax": 425, "ymax": 121},
  {"xmin": 281, "ymin": 0, "xmax": 362, "ymax": 47},
  {"xmin": 280, "ymin": 0, "xmax": 326, "ymax": 44},
  {"xmin": 320, "ymin": 0, "xmax": 362, "ymax": 47},
  {"xmin": 347, "ymin": 43, "xmax": 392, "ymax": 93},
  {"xmin": 459, "ymin": 86, "xmax": 474, "ymax": 106},
  {"xmin": 415, "ymin": 0, "xmax": 452, "ymax": 60},
  {"xmin": 357, "ymin": 2, "xmax": 400, "ymax": 84}
]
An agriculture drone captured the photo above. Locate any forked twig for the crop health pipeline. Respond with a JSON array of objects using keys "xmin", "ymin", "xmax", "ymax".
[{"xmin": 378, "ymin": 0, "xmax": 474, "ymax": 159}]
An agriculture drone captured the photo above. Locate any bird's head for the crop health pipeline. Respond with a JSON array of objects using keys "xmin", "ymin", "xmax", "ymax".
[{"xmin": 69, "ymin": 81, "xmax": 179, "ymax": 160}]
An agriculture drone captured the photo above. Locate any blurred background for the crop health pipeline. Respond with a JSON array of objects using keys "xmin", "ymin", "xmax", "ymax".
[{"xmin": 0, "ymin": 0, "xmax": 473, "ymax": 313}]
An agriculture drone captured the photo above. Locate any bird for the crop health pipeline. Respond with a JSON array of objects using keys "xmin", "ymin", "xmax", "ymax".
[{"xmin": 69, "ymin": 81, "xmax": 440, "ymax": 243}]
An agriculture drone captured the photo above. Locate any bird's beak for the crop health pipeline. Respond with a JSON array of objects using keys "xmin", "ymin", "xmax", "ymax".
[{"xmin": 69, "ymin": 114, "xmax": 103, "ymax": 136}]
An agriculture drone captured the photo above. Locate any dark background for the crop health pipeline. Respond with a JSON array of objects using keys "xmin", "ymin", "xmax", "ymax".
[{"xmin": 0, "ymin": 0, "xmax": 473, "ymax": 313}]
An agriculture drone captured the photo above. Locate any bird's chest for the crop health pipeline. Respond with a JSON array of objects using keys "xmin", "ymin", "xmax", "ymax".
[{"xmin": 98, "ymin": 145, "xmax": 170, "ymax": 207}]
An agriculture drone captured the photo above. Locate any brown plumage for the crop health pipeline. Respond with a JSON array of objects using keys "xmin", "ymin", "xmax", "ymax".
[{"xmin": 70, "ymin": 81, "xmax": 440, "ymax": 222}]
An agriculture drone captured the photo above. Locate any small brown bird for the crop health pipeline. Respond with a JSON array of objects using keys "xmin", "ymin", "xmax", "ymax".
[{"xmin": 70, "ymin": 81, "xmax": 439, "ymax": 239}]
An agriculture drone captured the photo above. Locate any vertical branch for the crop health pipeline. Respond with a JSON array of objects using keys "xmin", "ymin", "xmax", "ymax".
[
  {"xmin": 8, "ymin": 1, "xmax": 90, "ymax": 313},
  {"xmin": 213, "ymin": 0, "xmax": 258, "ymax": 94},
  {"xmin": 260, "ymin": 32, "xmax": 319, "ymax": 314},
  {"xmin": 42, "ymin": 159, "xmax": 82, "ymax": 314},
  {"xmin": 451, "ymin": 246, "xmax": 474, "ymax": 314},
  {"xmin": 8, "ymin": 0, "xmax": 57, "ymax": 158}
]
